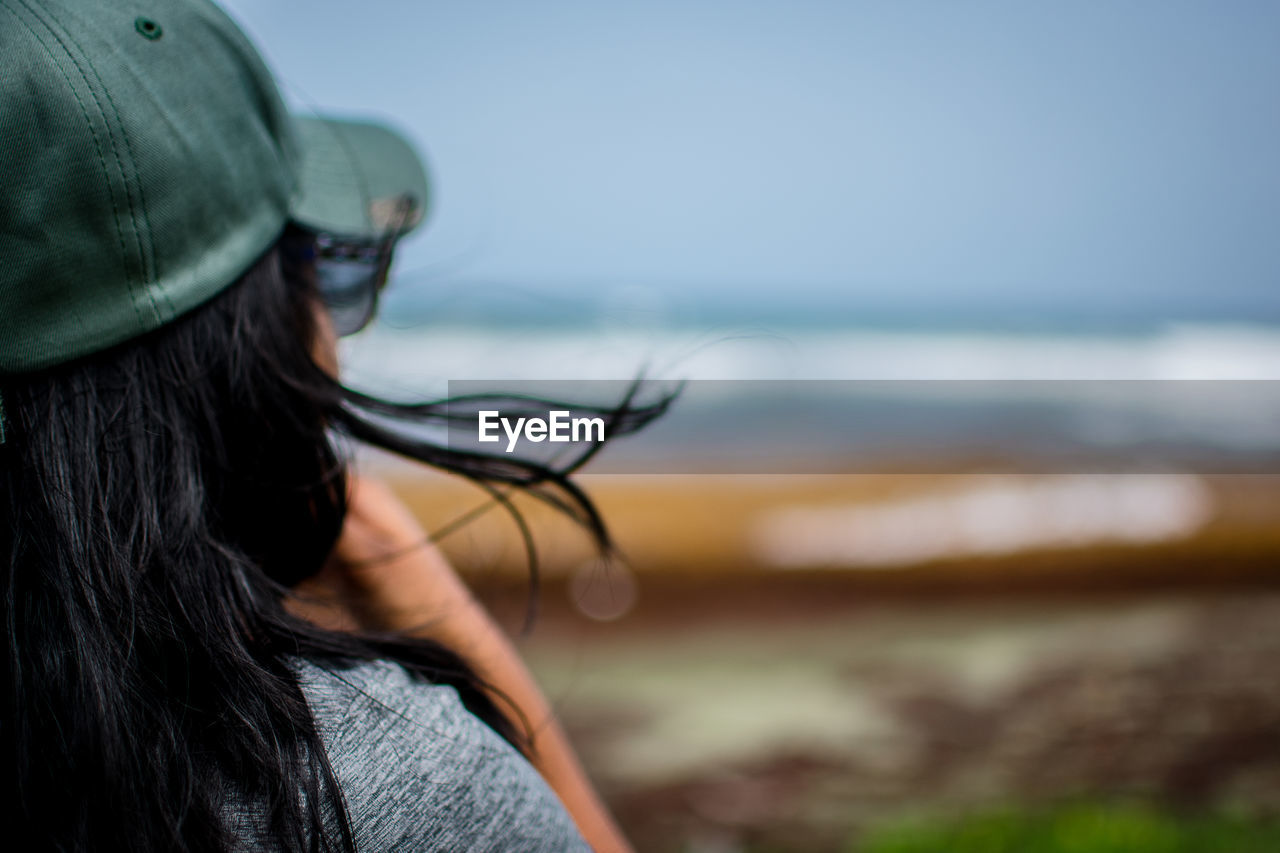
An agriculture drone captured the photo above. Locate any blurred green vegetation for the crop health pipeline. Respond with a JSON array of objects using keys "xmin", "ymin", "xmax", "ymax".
[{"xmin": 853, "ymin": 804, "xmax": 1280, "ymax": 853}]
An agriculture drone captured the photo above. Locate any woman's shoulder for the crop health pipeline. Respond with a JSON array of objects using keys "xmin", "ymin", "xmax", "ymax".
[{"xmin": 289, "ymin": 657, "xmax": 591, "ymax": 852}]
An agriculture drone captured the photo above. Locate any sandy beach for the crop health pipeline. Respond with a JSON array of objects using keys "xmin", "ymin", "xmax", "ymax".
[{"xmin": 372, "ymin": 464, "xmax": 1280, "ymax": 850}]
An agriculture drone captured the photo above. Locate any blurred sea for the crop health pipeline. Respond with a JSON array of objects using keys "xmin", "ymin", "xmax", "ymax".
[
  {"xmin": 347, "ymin": 320, "xmax": 1280, "ymax": 384},
  {"xmin": 353, "ymin": 279, "xmax": 1280, "ymax": 382},
  {"xmin": 342, "ymin": 302, "xmax": 1280, "ymax": 473}
]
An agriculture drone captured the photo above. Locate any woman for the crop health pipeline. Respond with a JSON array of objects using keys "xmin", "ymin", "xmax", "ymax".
[{"xmin": 1, "ymin": 0, "xmax": 661, "ymax": 850}]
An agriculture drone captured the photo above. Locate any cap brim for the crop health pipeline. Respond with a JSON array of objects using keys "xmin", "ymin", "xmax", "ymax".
[{"xmin": 289, "ymin": 115, "xmax": 430, "ymax": 240}]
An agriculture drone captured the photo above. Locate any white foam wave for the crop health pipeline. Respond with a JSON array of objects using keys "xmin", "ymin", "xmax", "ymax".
[
  {"xmin": 339, "ymin": 323, "xmax": 1280, "ymax": 394},
  {"xmin": 751, "ymin": 475, "xmax": 1214, "ymax": 570}
]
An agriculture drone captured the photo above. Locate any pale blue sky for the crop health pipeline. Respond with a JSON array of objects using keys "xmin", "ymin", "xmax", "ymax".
[{"xmin": 220, "ymin": 1, "xmax": 1280, "ymax": 322}]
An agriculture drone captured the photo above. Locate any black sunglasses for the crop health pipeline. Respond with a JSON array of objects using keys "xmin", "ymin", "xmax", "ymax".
[
  {"xmin": 312, "ymin": 232, "xmax": 396, "ymax": 337},
  {"xmin": 286, "ymin": 196, "xmax": 418, "ymax": 337},
  {"xmin": 281, "ymin": 228, "xmax": 397, "ymax": 338}
]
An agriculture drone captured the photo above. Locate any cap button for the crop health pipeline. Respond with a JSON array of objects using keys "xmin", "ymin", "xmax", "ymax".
[{"xmin": 134, "ymin": 17, "xmax": 163, "ymax": 41}]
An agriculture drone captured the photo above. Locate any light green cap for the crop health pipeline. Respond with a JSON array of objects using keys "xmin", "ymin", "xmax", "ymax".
[{"xmin": 0, "ymin": 0, "xmax": 429, "ymax": 373}]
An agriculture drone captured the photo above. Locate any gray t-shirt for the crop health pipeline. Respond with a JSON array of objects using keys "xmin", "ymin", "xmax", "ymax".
[{"xmin": 230, "ymin": 658, "xmax": 592, "ymax": 852}]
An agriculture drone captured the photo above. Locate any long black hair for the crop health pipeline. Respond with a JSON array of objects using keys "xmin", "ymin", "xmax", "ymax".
[{"xmin": 0, "ymin": 230, "xmax": 671, "ymax": 852}]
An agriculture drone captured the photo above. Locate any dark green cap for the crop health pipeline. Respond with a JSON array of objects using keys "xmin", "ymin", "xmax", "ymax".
[{"xmin": 0, "ymin": 0, "xmax": 429, "ymax": 373}]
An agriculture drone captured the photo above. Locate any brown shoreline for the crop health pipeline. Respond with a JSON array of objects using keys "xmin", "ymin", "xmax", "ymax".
[{"xmin": 378, "ymin": 466, "xmax": 1280, "ymax": 589}]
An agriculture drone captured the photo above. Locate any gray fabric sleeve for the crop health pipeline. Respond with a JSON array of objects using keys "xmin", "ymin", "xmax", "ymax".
[{"xmin": 293, "ymin": 658, "xmax": 592, "ymax": 853}]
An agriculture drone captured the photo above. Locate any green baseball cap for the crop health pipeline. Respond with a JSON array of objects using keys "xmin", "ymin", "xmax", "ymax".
[{"xmin": 0, "ymin": 0, "xmax": 430, "ymax": 373}]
